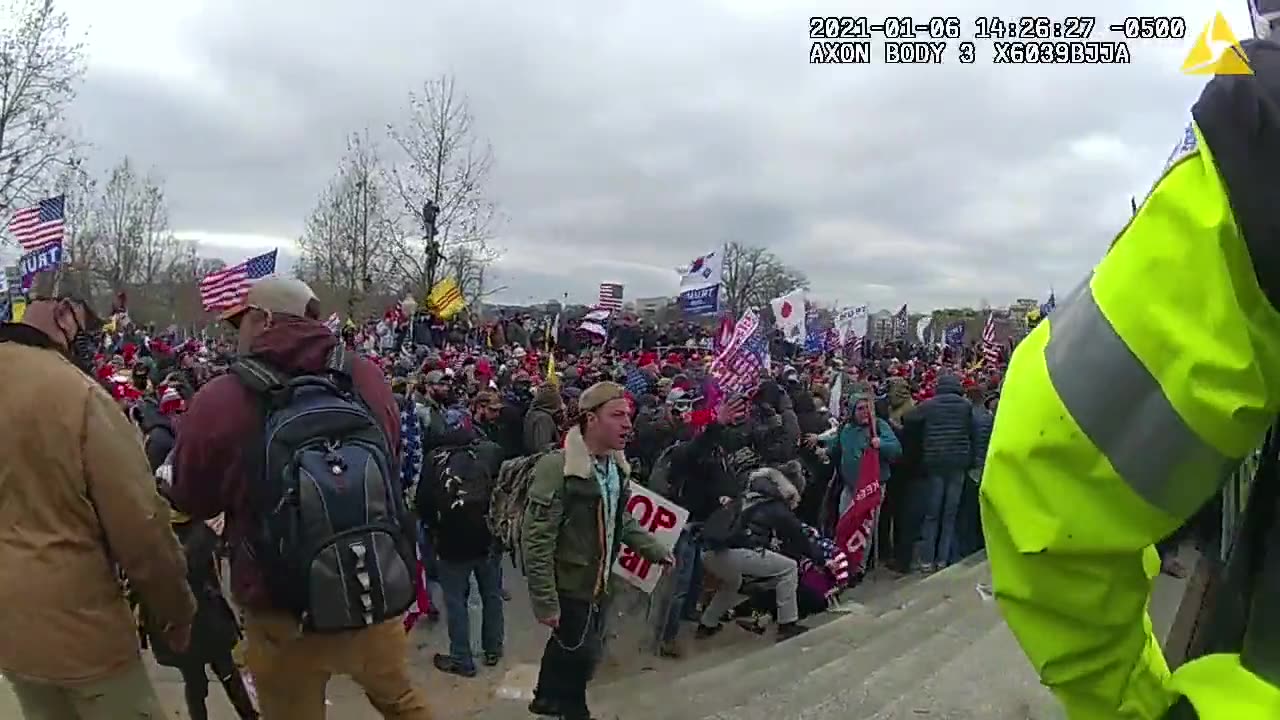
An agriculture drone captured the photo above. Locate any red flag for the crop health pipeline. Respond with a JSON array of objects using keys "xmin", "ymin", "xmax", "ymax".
[{"xmin": 834, "ymin": 419, "xmax": 882, "ymax": 571}]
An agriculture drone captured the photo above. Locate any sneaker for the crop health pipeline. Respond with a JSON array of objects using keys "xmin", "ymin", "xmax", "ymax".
[
  {"xmin": 658, "ymin": 638, "xmax": 685, "ymax": 658},
  {"xmin": 432, "ymin": 653, "xmax": 476, "ymax": 678},
  {"xmin": 483, "ymin": 651, "xmax": 502, "ymax": 667},
  {"xmin": 695, "ymin": 623, "xmax": 723, "ymax": 640},
  {"xmin": 500, "ymin": 588, "xmax": 512, "ymax": 601},
  {"xmin": 777, "ymin": 622, "xmax": 810, "ymax": 642}
]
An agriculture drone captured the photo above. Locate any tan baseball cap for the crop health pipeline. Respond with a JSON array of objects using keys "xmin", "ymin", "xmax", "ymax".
[{"xmin": 220, "ymin": 277, "xmax": 319, "ymax": 324}]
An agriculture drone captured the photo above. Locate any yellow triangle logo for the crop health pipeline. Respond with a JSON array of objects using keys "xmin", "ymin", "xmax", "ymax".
[{"xmin": 1181, "ymin": 11, "xmax": 1252, "ymax": 75}]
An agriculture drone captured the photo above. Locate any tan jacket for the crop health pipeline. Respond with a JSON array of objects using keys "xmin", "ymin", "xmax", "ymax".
[{"xmin": 0, "ymin": 327, "xmax": 195, "ymax": 685}]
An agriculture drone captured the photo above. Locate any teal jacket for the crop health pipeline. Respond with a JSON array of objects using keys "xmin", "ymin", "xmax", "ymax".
[{"xmin": 825, "ymin": 418, "xmax": 902, "ymax": 491}]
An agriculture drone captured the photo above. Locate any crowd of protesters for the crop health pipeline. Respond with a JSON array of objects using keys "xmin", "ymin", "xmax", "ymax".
[{"xmin": 0, "ymin": 285, "xmax": 1009, "ymax": 720}]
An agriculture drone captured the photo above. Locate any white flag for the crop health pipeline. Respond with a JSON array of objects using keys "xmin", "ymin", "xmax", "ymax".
[
  {"xmin": 679, "ymin": 249, "xmax": 723, "ymax": 290},
  {"xmin": 770, "ymin": 289, "xmax": 807, "ymax": 344},
  {"xmin": 835, "ymin": 304, "xmax": 868, "ymax": 345}
]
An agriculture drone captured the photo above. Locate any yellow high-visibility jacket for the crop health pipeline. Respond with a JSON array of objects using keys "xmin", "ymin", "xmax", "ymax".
[{"xmin": 982, "ymin": 40, "xmax": 1280, "ymax": 719}]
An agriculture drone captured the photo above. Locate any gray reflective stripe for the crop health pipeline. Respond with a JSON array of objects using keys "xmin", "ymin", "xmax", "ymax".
[{"xmin": 1044, "ymin": 280, "xmax": 1237, "ymax": 519}]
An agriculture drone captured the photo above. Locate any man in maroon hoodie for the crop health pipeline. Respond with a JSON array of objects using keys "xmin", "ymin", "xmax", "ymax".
[{"xmin": 170, "ymin": 277, "xmax": 434, "ymax": 720}]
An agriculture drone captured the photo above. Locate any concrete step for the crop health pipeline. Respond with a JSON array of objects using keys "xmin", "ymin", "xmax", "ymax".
[
  {"xmin": 594, "ymin": 557, "xmax": 993, "ymax": 719},
  {"xmin": 706, "ymin": 571, "xmax": 1006, "ymax": 720},
  {"xmin": 588, "ymin": 568, "xmax": 917, "ymax": 706}
]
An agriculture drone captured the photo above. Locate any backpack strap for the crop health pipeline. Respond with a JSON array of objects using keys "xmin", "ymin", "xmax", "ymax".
[
  {"xmin": 326, "ymin": 343, "xmax": 354, "ymax": 379},
  {"xmin": 231, "ymin": 357, "xmax": 288, "ymax": 400}
]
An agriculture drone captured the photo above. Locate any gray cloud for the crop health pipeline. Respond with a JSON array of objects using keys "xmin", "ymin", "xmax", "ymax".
[{"xmin": 66, "ymin": 0, "xmax": 1229, "ymax": 310}]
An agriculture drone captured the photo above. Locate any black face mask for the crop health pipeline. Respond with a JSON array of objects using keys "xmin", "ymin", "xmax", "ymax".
[{"xmin": 60, "ymin": 306, "xmax": 98, "ymax": 374}]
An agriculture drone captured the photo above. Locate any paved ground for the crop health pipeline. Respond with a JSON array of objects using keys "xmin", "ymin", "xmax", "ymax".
[{"xmin": 0, "ymin": 559, "xmax": 778, "ymax": 719}]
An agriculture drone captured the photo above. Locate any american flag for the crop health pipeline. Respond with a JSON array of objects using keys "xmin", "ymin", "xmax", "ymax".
[
  {"xmin": 597, "ymin": 282, "xmax": 624, "ymax": 311},
  {"xmin": 624, "ymin": 365, "xmax": 652, "ymax": 397},
  {"xmin": 711, "ymin": 309, "xmax": 768, "ymax": 406},
  {"xmin": 199, "ymin": 250, "xmax": 278, "ymax": 312},
  {"xmin": 981, "ymin": 312, "xmax": 1001, "ymax": 366},
  {"xmin": 8, "ymin": 196, "xmax": 65, "ymax": 251}
]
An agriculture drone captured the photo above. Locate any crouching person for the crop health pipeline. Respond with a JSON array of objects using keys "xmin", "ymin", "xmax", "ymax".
[
  {"xmin": 697, "ymin": 466, "xmax": 830, "ymax": 642},
  {"xmin": 522, "ymin": 382, "xmax": 673, "ymax": 720},
  {"xmin": 142, "ymin": 509, "xmax": 258, "ymax": 720}
]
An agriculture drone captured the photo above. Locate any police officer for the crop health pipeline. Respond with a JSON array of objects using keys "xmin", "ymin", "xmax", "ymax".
[{"xmin": 982, "ymin": 39, "xmax": 1280, "ymax": 718}]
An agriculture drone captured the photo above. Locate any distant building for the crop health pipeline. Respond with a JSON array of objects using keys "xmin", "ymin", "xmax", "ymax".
[
  {"xmin": 868, "ymin": 309, "xmax": 894, "ymax": 341},
  {"xmin": 1008, "ymin": 297, "xmax": 1039, "ymax": 334},
  {"xmin": 633, "ymin": 296, "xmax": 672, "ymax": 315}
]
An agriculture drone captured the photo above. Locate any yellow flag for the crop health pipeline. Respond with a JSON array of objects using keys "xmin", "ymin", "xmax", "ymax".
[
  {"xmin": 425, "ymin": 278, "xmax": 465, "ymax": 320},
  {"xmin": 1181, "ymin": 11, "xmax": 1251, "ymax": 76},
  {"xmin": 11, "ymin": 298, "xmax": 26, "ymax": 322},
  {"xmin": 546, "ymin": 353, "xmax": 558, "ymax": 387}
]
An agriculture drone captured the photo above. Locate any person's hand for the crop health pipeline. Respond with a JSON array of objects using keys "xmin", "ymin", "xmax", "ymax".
[
  {"xmin": 205, "ymin": 514, "xmax": 226, "ymax": 536},
  {"xmin": 718, "ymin": 496, "xmax": 732, "ymax": 506},
  {"xmin": 163, "ymin": 622, "xmax": 192, "ymax": 653},
  {"xmin": 658, "ymin": 550, "xmax": 676, "ymax": 566},
  {"xmin": 538, "ymin": 614, "xmax": 560, "ymax": 629},
  {"xmin": 870, "ymin": 437, "xmax": 880, "ymax": 449},
  {"xmin": 716, "ymin": 401, "xmax": 735, "ymax": 425},
  {"xmin": 802, "ymin": 433, "xmax": 819, "ymax": 448}
]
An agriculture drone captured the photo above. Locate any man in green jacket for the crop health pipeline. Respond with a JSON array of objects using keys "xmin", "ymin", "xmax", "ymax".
[{"xmin": 523, "ymin": 381, "xmax": 672, "ymax": 720}]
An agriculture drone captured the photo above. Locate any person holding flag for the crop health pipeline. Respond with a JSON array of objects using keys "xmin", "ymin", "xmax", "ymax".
[{"xmin": 805, "ymin": 393, "xmax": 901, "ymax": 577}]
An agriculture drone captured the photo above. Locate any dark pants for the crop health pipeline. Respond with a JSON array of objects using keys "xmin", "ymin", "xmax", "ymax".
[
  {"xmin": 881, "ymin": 473, "xmax": 921, "ymax": 570},
  {"xmin": 534, "ymin": 596, "xmax": 608, "ymax": 719},
  {"xmin": 177, "ymin": 651, "xmax": 259, "ymax": 720},
  {"xmin": 948, "ymin": 473, "xmax": 985, "ymax": 565},
  {"xmin": 438, "ymin": 552, "xmax": 505, "ymax": 669},
  {"xmin": 662, "ymin": 525, "xmax": 702, "ymax": 643}
]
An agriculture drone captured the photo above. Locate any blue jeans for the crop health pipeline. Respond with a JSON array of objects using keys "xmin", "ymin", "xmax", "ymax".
[
  {"xmin": 437, "ymin": 553, "xmax": 505, "ymax": 670},
  {"xmin": 661, "ymin": 525, "xmax": 702, "ymax": 643},
  {"xmin": 915, "ymin": 470, "xmax": 966, "ymax": 568}
]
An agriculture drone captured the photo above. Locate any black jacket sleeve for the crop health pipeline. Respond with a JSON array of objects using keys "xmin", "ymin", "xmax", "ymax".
[{"xmin": 764, "ymin": 503, "xmax": 826, "ymax": 565}]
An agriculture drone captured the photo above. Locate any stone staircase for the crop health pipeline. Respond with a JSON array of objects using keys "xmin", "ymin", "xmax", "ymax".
[
  {"xmin": 478, "ymin": 549, "xmax": 1193, "ymax": 720},
  {"xmin": 593, "ymin": 554, "xmax": 1049, "ymax": 720}
]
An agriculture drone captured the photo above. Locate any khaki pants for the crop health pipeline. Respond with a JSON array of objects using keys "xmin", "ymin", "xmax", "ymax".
[
  {"xmin": 243, "ymin": 611, "xmax": 434, "ymax": 720},
  {"xmin": 9, "ymin": 659, "xmax": 168, "ymax": 720}
]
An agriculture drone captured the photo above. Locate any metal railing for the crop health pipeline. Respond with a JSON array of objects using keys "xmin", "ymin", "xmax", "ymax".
[{"xmin": 1220, "ymin": 449, "xmax": 1261, "ymax": 563}]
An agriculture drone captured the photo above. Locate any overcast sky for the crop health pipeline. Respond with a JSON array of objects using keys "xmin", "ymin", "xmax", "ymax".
[{"xmin": 56, "ymin": 0, "xmax": 1247, "ymax": 310}]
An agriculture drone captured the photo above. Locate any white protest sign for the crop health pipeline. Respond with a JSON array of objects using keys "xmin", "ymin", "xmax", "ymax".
[{"xmin": 612, "ymin": 484, "xmax": 689, "ymax": 593}]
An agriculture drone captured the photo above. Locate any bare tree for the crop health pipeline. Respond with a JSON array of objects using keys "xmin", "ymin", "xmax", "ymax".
[
  {"xmin": 298, "ymin": 131, "xmax": 397, "ymax": 316},
  {"xmin": 385, "ymin": 74, "xmax": 501, "ymax": 302},
  {"xmin": 0, "ymin": 0, "xmax": 84, "ymax": 218},
  {"xmin": 76, "ymin": 159, "xmax": 176, "ymax": 297},
  {"xmin": 719, "ymin": 241, "xmax": 808, "ymax": 317}
]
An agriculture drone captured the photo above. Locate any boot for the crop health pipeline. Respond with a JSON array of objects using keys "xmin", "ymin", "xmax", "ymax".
[
  {"xmin": 777, "ymin": 622, "xmax": 810, "ymax": 642},
  {"xmin": 658, "ymin": 636, "xmax": 686, "ymax": 658},
  {"xmin": 219, "ymin": 669, "xmax": 260, "ymax": 720}
]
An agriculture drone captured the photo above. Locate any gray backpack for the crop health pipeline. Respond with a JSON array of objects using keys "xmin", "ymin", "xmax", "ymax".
[{"xmin": 232, "ymin": 345, "xmax": 414, "ymax": 632}]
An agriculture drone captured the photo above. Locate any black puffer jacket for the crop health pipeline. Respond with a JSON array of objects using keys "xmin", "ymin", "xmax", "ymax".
[
  {"xmin": 903, "ymin": 374, "xmax": 974, "ymax": 473},
  {"xmin": 731, "ymin": 468, "xmax": 825, "ymax": 565},
  {"xmin": 971, "ymin": 403, "xmax": 996, "ymax": 473}
]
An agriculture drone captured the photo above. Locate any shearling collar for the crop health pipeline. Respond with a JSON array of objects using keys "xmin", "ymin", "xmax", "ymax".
[{"xmin": 563, "ymin": 426, "xmax": 630, "ymax": 479}]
